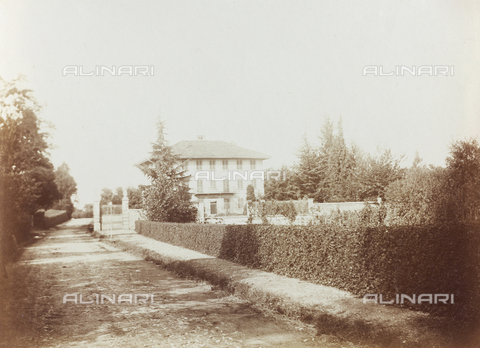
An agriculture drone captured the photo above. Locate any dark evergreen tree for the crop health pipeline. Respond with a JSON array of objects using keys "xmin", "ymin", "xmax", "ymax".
[{"xmin": 140, "ymin": 118, "xmax": 197, "ymax": 223}]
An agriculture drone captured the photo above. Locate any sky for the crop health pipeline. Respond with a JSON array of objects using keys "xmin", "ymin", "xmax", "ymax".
[{"xmin": 1, "ymin": 0, "xmax": 479, "ymax": 208}]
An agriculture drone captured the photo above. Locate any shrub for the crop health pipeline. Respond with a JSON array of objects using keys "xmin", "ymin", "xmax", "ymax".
[
  {"xmin": 72, "ymin": 211, "xmax": 94, "ymax": 219},
  {"xmin": 44, "ymin": 210, "xmax": 69, "ymax": 228},
  {"xmin": 136, "ymin": 220, "xmax": 480, "ymax": 319},
  {"xmin": 136, "ymin": 221, "xmax": 227, "ymax": 257}
]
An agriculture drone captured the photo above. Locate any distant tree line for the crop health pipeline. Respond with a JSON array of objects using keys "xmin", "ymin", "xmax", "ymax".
[{"xmin": 264, "ymin": 117, "xmax": 480, "ymax": 224}]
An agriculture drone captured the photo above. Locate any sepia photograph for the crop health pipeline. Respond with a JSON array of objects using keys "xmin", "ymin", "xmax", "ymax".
[{"xmin": 1, "ymin": 1, "xmax": 479, "ymax": 347}]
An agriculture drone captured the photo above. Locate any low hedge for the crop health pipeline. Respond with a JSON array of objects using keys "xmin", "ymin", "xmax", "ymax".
[
  {"xmin": 135, "ymin": 220, "xmax": 480, "ymax": 319},
  {"xmin": 44, "ymin": 210, "xmax": 69, "ymax": 228},
  {"xmin": 72, "ymin": 211, "xmax": 94, "ymax": 219}
]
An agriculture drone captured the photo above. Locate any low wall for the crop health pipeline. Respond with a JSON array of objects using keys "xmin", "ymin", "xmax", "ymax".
[{"xmin": 312, "ymin": 201, "xmax": 376, "ymax": 214}]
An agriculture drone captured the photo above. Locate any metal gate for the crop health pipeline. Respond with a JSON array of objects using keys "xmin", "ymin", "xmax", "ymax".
[{"xmin": 100, "ymin": 204, "xmax": 123, "ymax": 231}]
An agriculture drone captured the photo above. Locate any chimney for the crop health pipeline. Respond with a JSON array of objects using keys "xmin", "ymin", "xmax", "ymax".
[{"xmin": 197, "ymin": 135, "xmax": 204, "ymax": 140}]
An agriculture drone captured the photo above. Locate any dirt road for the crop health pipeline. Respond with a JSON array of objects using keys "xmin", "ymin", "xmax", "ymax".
[{"xmin": 0, "ymin": 220, "xmax": 362, "ymax": 348}]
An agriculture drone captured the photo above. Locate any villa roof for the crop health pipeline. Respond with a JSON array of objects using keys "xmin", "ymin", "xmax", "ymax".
[
  {"xmin": 136, "ymin": 140, "xmax": 270, "ymax": 167},
  {"xmin": 171, "ymin": 140, "xmax": 270, "ymax": 160}
]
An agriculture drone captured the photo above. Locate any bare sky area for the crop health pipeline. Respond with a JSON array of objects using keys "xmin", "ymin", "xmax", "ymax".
[{"xmin": 1, "ymin": 0, "xmax": 479, "ymax": 207}]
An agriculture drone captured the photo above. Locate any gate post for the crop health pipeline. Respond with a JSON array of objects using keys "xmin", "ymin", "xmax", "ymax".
[
  {"xmin": 94, "ymin": 198, "xmax": 101, "ymax": 232},
  {"xmin": 122, "ymin": 188, "xmax": 129, "ymax": 230}
]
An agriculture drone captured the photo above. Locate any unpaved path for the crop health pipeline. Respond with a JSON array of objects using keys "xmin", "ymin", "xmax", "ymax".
[{"xmin": 0, "ymin": 220, "xmax": 364, "ymax": 348}]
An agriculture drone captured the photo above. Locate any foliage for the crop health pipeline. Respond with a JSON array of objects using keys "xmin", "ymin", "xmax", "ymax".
[
  {"xmin": 384, "ymin": 138, "xmax": 480, "ymax": 225},
  {"xmin": 44, "ymin": 210, "xmax": 69, "ymax": 228},
  {"xmin": 52, "ymin": 162, "xmax": 77, "ymax": 218},
  {"xmin": 135, "ymin": 220, "xmax": 227, "ymax": 256},
  {"xmin": 127, "ymin": 186, "xmax": 143, "ymax": 209},
  {"xmin": 140, "ymin": 118, "xmax": 197, "ymax": 223},
  {"xmin": 112, "ymin": 187, "xmax": 123, "ymax": 205},
  {"xmin": 54, "ymin": 163, "xmax": 77, "ymax": 200},
  {"xmin": 309, "ymin": 203, "xmax": 385, "ymax": 228},
  {"xmin": 263, "ymin": 166, "xmax": 298, "ymax": 201},
  {"xmin": 0, "ymin": 76, "xmax": 60, "ymax": 242},
  {"xmin": 445, "ymin": 138, "xmax": 480, "ymax": 222},
  {"xmin": 384, "ymin": 166, "xmax": 447, "ymax": 225},
  {"xmin": 100, "ymin": 188, "xmax": 114, "ymax": 206},
  {"xmin": 254, "ymin": 200, "xmax": 298, "ymax": 224},
  {"xmin": 136, "ymin": 219, "xmax": 480, "ymax": 319},
  {"xmin": 293, "ymin": 134, "xmax": 323, "ymax": 199},
  {"xmin": 354, "ymin": 148, "xmax": 404, "ymax": 201},
  {"xmin": 246, "ymin": 184, "xmax": 256, "ymax": 202},
  {"xmin": 71, "ymin": 211, "xmax": 94, "ymax": 218}
]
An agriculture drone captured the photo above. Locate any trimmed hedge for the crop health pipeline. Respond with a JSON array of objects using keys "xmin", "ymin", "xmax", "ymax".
[
  {"xmin": 135, "ymin": 220, "xmax": 480, "ymax": 319},
  {"xmin": 136, "ymin": 221, "xmax": 227, "ymax": 257},
  {"xmin": 72, "ymin": 211, "xmax": 94, "ymax": 219},
  {"xmin": 44, "ymin": 210, "xmax": 69, "ymax": 228}
]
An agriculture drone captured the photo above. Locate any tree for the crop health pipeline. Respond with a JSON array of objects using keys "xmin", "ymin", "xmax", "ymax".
[
  {"xmin": 127, "ymin": 186, "xmax": 143, "ymax": 209},
  {"xmin": 264, "ymin": 166, "xmax": 298, "ymax": 201},
  {"xmin": 246, "ymin": 185, "xmax": 256, "ymax": 202},
  {"xmin": 100, "ymin": 188, "xmax": 113, "ymax": 206},
  {"xmin": 112, "ymin": 187, "xmax": 123, "ymax": 205},
  {"xmin": 293, "ymin": 135, "xmax": 322, "ymax": 199},
  {"xmin": 0, "ymin": 76, "xmax": 60, "ymax": 242},
  {"xmin": 354, "ymin": 148, "xmax": 404, "ymax": 201},
  {"xmin": 384, "ymin": 166, "xmax": 447, "ymax": 225},
  {"xmin": 316, "ymin": 118, "xmax": 356, "ymax": 202},
  {"xmin": 445, "ymin": 138, "xmax": 480, "ymax": 222},
  {"xmin": 140, "ymin": 118, "xmax": 197, "ymax": 223},
  {"xmin": 52, "ymin": 162, "xmax": 77, "ymax": 218}
]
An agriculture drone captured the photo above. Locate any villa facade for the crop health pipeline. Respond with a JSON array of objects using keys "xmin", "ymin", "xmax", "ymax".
[{"xmin": 138, "ymin": 138, "xmax": 270, "ymax": 216}]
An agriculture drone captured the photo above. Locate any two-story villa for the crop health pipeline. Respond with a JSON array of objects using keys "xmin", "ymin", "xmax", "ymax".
[{"xmin": 138, "ymin": 138, "xmax": 270, "ymax": 216}]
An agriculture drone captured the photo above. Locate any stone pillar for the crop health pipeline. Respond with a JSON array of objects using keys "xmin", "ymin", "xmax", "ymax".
[
  {"xmin": 94, "ymin": 199, "xmax": 101, "ymax": 232},
  {"xmin": 122, "ymin": 188, "xmax": 129, "ymax": 230}
]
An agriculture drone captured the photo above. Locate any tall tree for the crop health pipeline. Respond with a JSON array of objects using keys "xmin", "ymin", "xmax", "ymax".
[
  {"xmin": 100, "ymin": 188, "xmax": 113, "ymax": 206},
  {"xmin": 314, "ymin": 117, "xmax": 355, "ymax": 202},
  {"xmin": 111, "ymin": 187, "xmax": 123, "ymax": 205},
  {"xmin": 355, "ymin": 148, "xmax": 404, "ymax": 200},
  {"xmin": 140, "ymin": 118, "xmax": 197, "ymax": 223},
  {"xmin": 246, "ymin": 184, "xmax": 256, "ymax": 202},
  {"xmin": 52, "ymin": 162, "xmax": 77, "ymax": 218},
  {"xmin": 127, "ymin": 186, "xmax": 143, "ymax": 209},
  {"xmin": 384, "ymin": 166, "xmax": 447, "ymax": 225},
  {"xmin": 293, "ymin": 134, "xmax": 322, "ymax": 198},
  {"xmin": 445, "ymin": 138, "xmax": 480, "ymax": 222},
  {"xmin": 0, "ymin": 76, "xmax": 60, "ymax": 242},
  {"xmin": 265, "ymin": 166, "xmax": 299, "ymax": 201}
]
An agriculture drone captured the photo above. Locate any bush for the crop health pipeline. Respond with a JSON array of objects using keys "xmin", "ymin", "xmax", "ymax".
[
  {"xmin": 44, "ymin": 210, "xmax": 69, "ymax": 228},
  {"xmin": 136, "ymin": 221, "xmax": 227, "ymax": 257},
  {"xmin": 136, "ymin": 220, "xmax": 480, "ymax": 320},
  {"xmin": 71, "ymin": 211, "xmax": 94, "ymax": 219}
]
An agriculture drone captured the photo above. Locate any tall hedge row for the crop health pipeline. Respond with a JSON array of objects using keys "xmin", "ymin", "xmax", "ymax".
[{"xmin": 136, "ymin": 220, "xmax": 479, "ymax": 318}]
